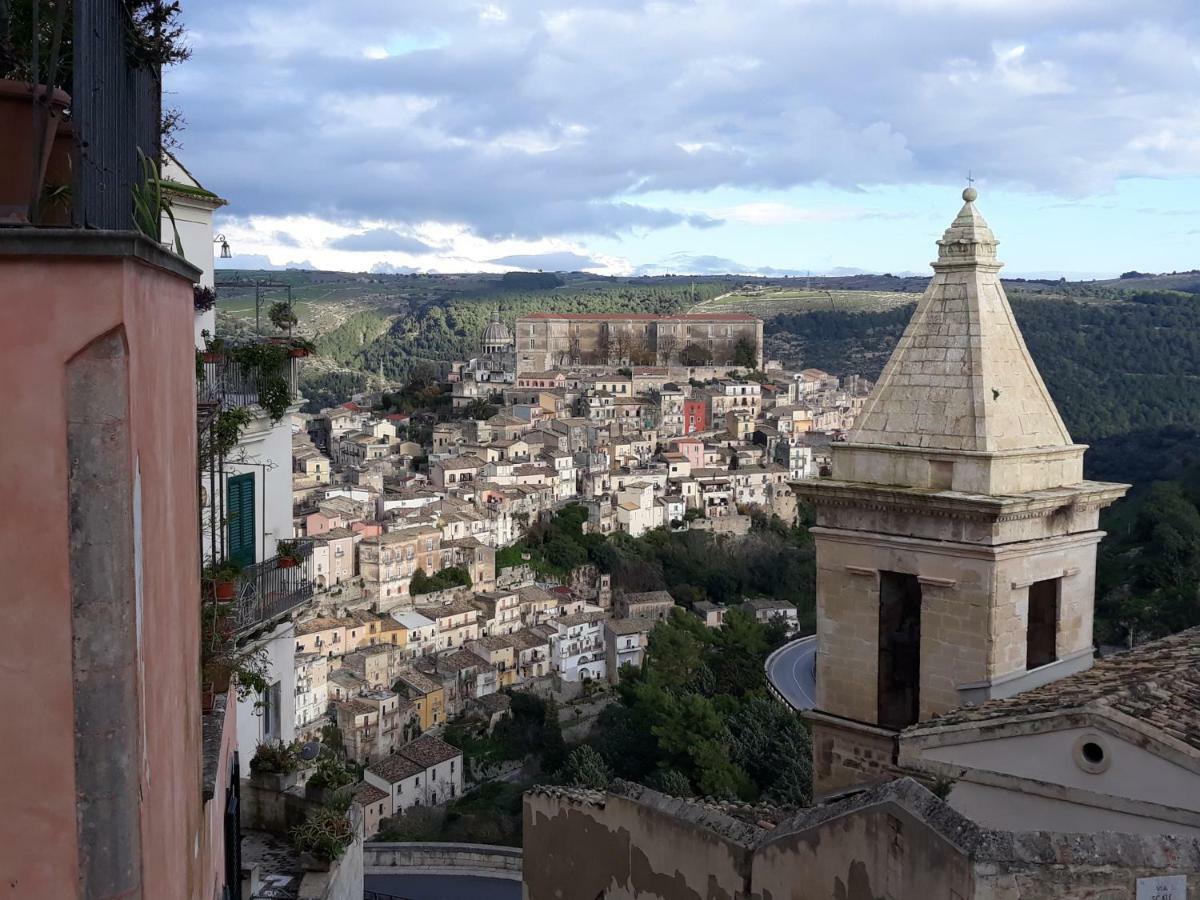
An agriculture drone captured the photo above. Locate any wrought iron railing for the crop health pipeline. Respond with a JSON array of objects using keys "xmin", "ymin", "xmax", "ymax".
[
  {"xmin": 231, "ymin": 541, "xmax": 315, "ymax": 636},
  {"xmin": 198, "ymin": 350, "xmax": 299, "ymax": 411}
]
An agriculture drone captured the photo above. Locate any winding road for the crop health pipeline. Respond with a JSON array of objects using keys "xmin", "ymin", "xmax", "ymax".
[{"xmin": 765, "ymin": 635, "xmax": 819, "ymax": 711}]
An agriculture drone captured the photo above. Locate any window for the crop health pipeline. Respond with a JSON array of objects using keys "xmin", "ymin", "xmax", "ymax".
[
  {"xmin": 878, "ymin": 572, "xmax": 922, "ymax": 730},
  {"xmin": 1027, "ymin": 578, "xmax": 1060, "ymax": 669}
]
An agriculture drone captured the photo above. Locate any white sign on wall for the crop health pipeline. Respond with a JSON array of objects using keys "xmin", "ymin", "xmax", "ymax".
[{"xmin": 1136, "ymin": 875, "xmax": 1188, "ymax": 900}]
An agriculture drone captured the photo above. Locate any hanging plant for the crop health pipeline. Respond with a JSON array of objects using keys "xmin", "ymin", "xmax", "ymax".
[
  {"xmin": 227, "ymin": 342, "xmax": 292, "ymax": 422},
  {"xmin": 194, "ymin": 285, "xmax": 216, "ymax": 313}
]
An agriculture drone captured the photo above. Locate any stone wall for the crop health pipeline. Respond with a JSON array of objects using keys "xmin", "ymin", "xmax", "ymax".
[
  {"xmin": 299, "ymin": 807, "xmax": 365, "ymax": 900},
  {"xmin": 521, "ymin": 779, "xmax": 1200, "ymax": 900},
  {"xmin": 364, "ymin": 842, "xmax": 522, "ymax": 880},
  {"xmin": 805, "ymin": 712, "xmax": 901, "ymax": 798}
]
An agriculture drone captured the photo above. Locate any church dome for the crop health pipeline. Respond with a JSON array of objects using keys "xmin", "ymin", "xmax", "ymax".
[{"xmin": 482, "ymin": 314, "xmax": 512, "ymax": 353}]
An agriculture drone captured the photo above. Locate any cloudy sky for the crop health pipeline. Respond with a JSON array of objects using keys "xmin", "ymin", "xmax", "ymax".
[{"xmin": 167, "ymin": 0, "xmax": 1200, "ymax": 278}]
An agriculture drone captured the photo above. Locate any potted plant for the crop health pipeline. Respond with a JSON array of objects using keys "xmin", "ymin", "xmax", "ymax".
[
  {"xmin": 203, "ymin": 560, "xmax": 242, "ymax": 601},
  {"xmin": 276, "ymin": 539, "xmax": 302, "ymax": 568},
  {"xmin": 249, "ymin": 739, "xmax": 304, "ymax": 791},
  {"xmin": 303, "ymin": 753, "xmax": 355, "ymax": 805},
  {"xmin": 291, "ymin": 799, "xmax": 354, "ymax": 870},
  {"xmin": 1, "ymin": 1, "xmax": 190, "ymax": 224},
  {"xmin": 0, "ymin": 0, "xmax": 71, "ymax": 223}
]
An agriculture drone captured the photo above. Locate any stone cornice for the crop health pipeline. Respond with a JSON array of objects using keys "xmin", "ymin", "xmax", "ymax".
[
  {"xmin": 791, "ymin": 478, "xmax": 1127, "ymax": 524},
  {"xmin": 0, "ymin": 227, "xmax": 201, "ymax": 282},
  {"xmin": 809, "ymin": 526, "xmax": 1106, "ymax": 560}
]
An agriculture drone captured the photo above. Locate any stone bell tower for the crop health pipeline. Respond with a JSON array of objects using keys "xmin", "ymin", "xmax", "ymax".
[{"xmin": 793, "ymin": 188, "xmax": 1128, "ymax": 798}]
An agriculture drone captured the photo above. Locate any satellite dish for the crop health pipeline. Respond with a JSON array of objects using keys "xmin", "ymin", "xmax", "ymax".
[{"xmin": 300, "ymin": 741, "xmax": 321, "ymax": 762}]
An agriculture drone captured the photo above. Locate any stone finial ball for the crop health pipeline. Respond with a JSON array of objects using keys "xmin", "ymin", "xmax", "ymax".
[{"xmin": 963, "ymin": 186, "xmax": 978, "ymax": 202}]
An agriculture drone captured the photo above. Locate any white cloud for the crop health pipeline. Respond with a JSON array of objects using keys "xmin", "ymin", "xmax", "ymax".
[{"xmin": 171, "ymin": 0, "xmax": 1200, "ymax": 247}]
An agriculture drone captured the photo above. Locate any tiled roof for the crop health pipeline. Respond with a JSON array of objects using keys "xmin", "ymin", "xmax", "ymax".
[
  {"xmin": 908, "ymin": 626, "xmax": 1200, "ymax": 753},
  {"xmin": 352, "ymin": 782, "xmax": 388, "ymax": 806},
  {"xmin": 367, "ymin": 753, "xmax": 424, "ymax": 784},
  {"xmin": 395, "ymin": 670, "xmax": 442, "ymax": 695},
  {"xmin": 624, "ymin": 590, "xmax": 675, "ymax": 606},
  {"xmin": 398, "ymin": 734, "xmax": 462, "ymax": 768}
]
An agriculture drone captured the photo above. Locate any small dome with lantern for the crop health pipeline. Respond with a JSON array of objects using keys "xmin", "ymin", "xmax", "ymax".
[{"xmin": 482, "ymin": 309, "xmax": 513, "ymax": 354}]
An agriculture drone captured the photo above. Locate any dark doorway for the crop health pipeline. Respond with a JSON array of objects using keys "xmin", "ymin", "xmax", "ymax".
[
  {"xmin": 878, "ymin": 571, "xmax": 922, "ymax": 730},
  {"xmin": 1026, "ymin": 579, "xmax": 1059, "ymax": 669}
]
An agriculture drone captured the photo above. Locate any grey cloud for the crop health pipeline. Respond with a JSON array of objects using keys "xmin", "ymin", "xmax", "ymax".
[
  {"xmin": 327, "ymin": 229, "xmax": 435, "ymax": 253},
  {"xmin": 174, "ymin": 0, "xmax": 1200, "ymax": 240},
  {"xmin": 272, "ymin": 230, "xmax": 301, "ymax": 247}
]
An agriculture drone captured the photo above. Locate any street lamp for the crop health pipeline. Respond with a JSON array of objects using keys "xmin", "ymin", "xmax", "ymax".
[{"xmin": 214, "ymin": 234, "xmax": 231, "ymax": 259}]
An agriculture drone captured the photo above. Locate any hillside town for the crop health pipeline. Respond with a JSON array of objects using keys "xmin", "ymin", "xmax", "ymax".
[
  {"xmin": 241, "ymin": 304, "xmax": 869, "ymax": 833},
  {"xmin": 9, "ymin": 5, "xmax": 1200, "ymax": 899}
]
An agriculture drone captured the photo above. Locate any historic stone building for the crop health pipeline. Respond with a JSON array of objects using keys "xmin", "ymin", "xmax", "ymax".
[
  {"xmin": 514, "ymin": 312, "xmax": 763, "ymax": 372},
  {"xmin": 792, "ymin": 188, "xmax": 1129, "ymax": 797}
]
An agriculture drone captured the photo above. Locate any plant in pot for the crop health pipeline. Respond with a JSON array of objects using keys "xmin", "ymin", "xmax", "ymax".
[
  {"xmin": 304, "ymin": 752, "xmax": 355, "ymax": 805},
  {"xmin": 0, "ymin": 0, "xmax": 191, "ymax": 224},
  {"xmin": 0, "ymin": 0, "xmax": 71, "ymax": 223},
  {"xmin": 291, "ymin": 796, "xmax": 354, "ymax": 871},
  {"xmin": 203, "ymin": 559, "xmax": 242, "ymax": 602},
  {"xmin": 275, "ymin": 539, "xmax": 302, "ymax": 568},
  {"xmin": 249, "ymin": 738, "xmax": 304, "ymax": 791}
]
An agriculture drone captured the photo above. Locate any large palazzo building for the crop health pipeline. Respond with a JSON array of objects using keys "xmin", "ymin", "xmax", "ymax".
[
  {"xmin": 514, "ymin": 311, "xmax": 763, "ymax": 373},
  {"xmin": 792, "ymin": 188, "xmax": 1129, "ymax": 797}
]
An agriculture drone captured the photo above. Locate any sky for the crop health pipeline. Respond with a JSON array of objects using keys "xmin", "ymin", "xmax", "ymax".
[{"xmin": 166, "ymin": 0, "xmax": 1200, "ymax": 279}]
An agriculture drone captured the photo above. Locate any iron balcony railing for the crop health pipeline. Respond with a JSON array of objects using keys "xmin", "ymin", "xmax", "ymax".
[
  {"xmin": 232, "ymin": 541, "xmax": 315, "ymax": 636},
  {"xmin": 198, "ymin": 348, "xmax": 299, "ymax": 412}
]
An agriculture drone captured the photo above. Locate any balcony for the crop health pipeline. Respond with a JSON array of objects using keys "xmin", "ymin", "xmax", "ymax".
[
  {"xmin": 231, "ymin": 541, "xmax": 316, "ymax": 636},
  {"xmin": 198, "ymin": 342, "xmax": 300, "ymax": 413}
]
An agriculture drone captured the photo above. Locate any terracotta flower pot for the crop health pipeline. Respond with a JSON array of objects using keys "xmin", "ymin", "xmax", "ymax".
[
  {"xmin": 213, "ymin": 578, "xmax": 237, "ymax": 601},
  {"xmin": 278, "ymin": 557, "xmax": 298, "ymax": 569},
  {"xmin": 0, "ymin": 80, "xmax": 70, "ymax": 224}
]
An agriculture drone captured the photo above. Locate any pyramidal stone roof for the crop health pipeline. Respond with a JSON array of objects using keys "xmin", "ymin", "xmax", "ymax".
[{"xmin": 849, "ymin": 188, "xmax": 1073, "ymax": 453}]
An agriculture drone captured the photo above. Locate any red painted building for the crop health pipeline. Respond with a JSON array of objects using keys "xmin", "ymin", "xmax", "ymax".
[{"xmin": 683, "ymin": 398, "xmax": 708, "ymax": 434}]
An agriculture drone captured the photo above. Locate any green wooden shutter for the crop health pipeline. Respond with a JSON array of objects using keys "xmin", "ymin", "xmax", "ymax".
[{"xmin": 227, "ymin": 472, "xmax": 256, "ymax": 568}]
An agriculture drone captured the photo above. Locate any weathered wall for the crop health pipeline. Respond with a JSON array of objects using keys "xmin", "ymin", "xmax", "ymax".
[
  {"xmin": 807, "ymin": 714, "xmax": 901, "ymax": 798},
  {"xmin": 523, "ymin": 789, "xmax": 754, "ymax": 900},
  {"xmin": 753, "ymin": 802, "xmax": 973, "ymax": 900},
  {"xmin": 521, "ymin": 780, "xmax": 1200, "ymax": 900},
  {"xmin": 0, "ymin": 239, "xmax": 203, "ymax": 897}
]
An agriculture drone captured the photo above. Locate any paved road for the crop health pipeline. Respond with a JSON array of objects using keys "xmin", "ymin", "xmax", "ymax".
[
  {"xmin": 366, "ymin": 873, "xmax": 521, "ymax": 900},
  {"xmin": 766, "ymin": 636, "xmax": 818, "ymax": 710}
]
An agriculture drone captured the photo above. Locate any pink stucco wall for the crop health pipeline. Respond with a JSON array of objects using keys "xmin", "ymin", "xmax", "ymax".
[{"xmin": 0, "ymin": 246, "xmax": 207, "ymax": 897}]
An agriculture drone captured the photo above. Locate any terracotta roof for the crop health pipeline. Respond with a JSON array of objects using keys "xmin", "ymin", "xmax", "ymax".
[
  {"xmin": 367, "ymin": 753, "xmax": 424, "ymax": 783},
  {"xmin": 395, "ymin": 670, "xmax": 442, "ymax": 695},
  {"xmin": 351, "ymin": 782, "xmax": 388, "ymax": 806},
  {"xmin": 398, "ymin": 734, "xmax": 461, "ymax": 768},
  {"xmin": 624, "ymin": 590, "xmax": 675, "ymax": 606},
  {"xmin": 908, "ymin": 626, "xmax": 1200, "ymax": 752}
]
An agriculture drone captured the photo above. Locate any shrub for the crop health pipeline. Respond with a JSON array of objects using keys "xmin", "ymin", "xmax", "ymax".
[
  {"xmin": 250, "ymin": 739, "xmax": 302, "ymax": 775},
  {"xmin": 291, "ymin": 804, "xmax": 354, "ymax": 862}
]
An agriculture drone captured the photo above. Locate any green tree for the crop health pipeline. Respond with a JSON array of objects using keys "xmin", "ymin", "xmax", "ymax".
[
  {"xmin": 732, "ymin": 336, "xmax": 757, "ymax": 368},
  {"xmin": 558, "ymin": 745, "xmax": 612, "ymax": 790}
]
